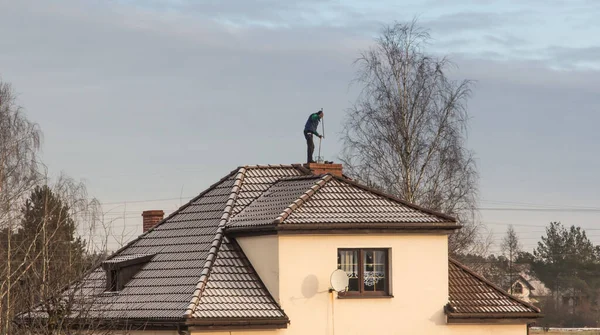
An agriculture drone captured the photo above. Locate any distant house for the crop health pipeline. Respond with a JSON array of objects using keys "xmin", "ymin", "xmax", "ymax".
[
  {"xmin": 22, "ymin": 163, "xmax": 541, "ymax": 334},
  {"xmin": 507, "ymin": 273, "xmax": 552, "ymax": 305}
]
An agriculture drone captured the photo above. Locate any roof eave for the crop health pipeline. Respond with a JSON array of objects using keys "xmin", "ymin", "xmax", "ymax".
[
  {"xmin": 446, "ymin": 312, "xmax": 543, "ymax": 324},
  {"xmin": 16, "ymin": 317, "xmax": 186, "ymax": 331},
  {"xmin": 226, "ymin": 223, "xmax": 460, "ymax": 237},
  {"xmin": 185, "ymin": 317, "xmax": 289, "ymax": 330}
]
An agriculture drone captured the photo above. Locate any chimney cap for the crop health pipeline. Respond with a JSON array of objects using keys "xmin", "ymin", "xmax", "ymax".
[
  {"xmin": 304, "ymin": 162, "xmax": 343, "ymax": 177},
  {"xmin": 142, "ymin": 210, "xmax": 165, "ymax": 216}
]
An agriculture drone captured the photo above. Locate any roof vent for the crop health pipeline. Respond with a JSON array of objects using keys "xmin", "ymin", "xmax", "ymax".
[
  {"xmin": 305, "ymin": 162, "xmax": 343, "ymax": 177},
  {"xmin": 101, "ymin": 254, "xmax": 154, "ymax": 292}
]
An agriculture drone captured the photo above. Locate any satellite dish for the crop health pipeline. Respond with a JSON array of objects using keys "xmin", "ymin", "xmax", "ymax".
[{"xmin": 330, "ymin": 269, "xmax": 349, "ymax": 292}]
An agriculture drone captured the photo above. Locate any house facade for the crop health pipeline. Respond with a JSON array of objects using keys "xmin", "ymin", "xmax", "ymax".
[
  {"xmin": 24, "ymin": 164, "xmax": 541, "ymax": 334},
  {"xmin": 509, "ymin": 274, "xmax": 551, "ymax": 305}
]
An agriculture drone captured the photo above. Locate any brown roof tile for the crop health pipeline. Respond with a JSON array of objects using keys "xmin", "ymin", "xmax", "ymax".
[
  {"xmin": 228, "ymin": 174, "xmax": 456, "ymax": 231},
  {"xmin": 38, "ymin": 165, "xmax": 304, "ymax": 327},
  {"xmin": 447, "ymin": 258, "xmax": 541, "ymax": 319}
]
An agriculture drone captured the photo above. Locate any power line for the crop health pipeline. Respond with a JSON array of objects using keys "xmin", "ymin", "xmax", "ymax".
[
  {"xmin": 480, "ymin": 199, "xmax": 600, "ymax": 210},
  {"xmin": 483, "ymin": 221, "xmax": 549, "ymax": 228},
  {"xmin": 99, "ymin": 197, "xmax": 192, "ymax": 206},
  {"xmin": 479, "ymin": 207, "xmax": 600, "ymax": 212},
  {"xmin": 92, "ymin": 195, "xmax": 600, "ymax": 212}
]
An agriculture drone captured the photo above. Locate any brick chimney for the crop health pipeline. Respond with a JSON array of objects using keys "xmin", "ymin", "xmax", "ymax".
[
  {"xmin": 305, "ymin": 162, "xmax": 343, "ymax": 177},
  {"xmin": 142, "ymin": 210, "xmax": 164, "ymax": 232}
]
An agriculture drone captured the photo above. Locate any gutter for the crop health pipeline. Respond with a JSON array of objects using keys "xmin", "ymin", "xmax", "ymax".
[
  {"xmin": 185, "ymin": 317, "xmax": 289, "ymax": 330},
  {"xmin": 226, "ymin": 223, "xmax": 461, "ymax": 237}
]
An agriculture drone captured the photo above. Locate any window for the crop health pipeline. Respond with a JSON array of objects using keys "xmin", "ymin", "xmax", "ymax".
[
  {"xmin": 337, "ymin": 248, "xmax": 390, "ymax": 297},
  {"xmin": 101, "ymin": 254, "xmax": 155, "ymax": 292},
  {"xmin": 108, "ymin": 270, "xmax": 118, "ymax": 291},
  {"xmin": 513, "ymin": 282, "xmax": 523, "ymax": 294}
]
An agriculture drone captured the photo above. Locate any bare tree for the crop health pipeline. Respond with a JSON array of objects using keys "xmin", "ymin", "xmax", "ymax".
[
  {"xmin": 341, "ymin": 20, "xmax": 482, "ymax": 255},
  {"xmin": 501, "ymin": 225, "xmax": 521, "ymax": 294},
  {"xmin": 0, "ymin": 79, "xmax": 117, "ymax": 334},
  {"xmin": 0, "ymin": 79, "xmax": 42, "ymax": 334}
]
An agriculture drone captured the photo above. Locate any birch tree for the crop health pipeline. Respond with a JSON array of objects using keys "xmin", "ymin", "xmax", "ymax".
[
  {"xmin": 0, "ymin": 79, "xmax": 42, "ymax": 334},
  {"xmin": 341, "ymin": 20, "xmax": 481, "ymax": 255}
]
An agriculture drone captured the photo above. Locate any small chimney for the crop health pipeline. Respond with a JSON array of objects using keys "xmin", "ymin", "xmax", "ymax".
[
  {"xmin": 142, "ymin": 210, "xmax": 164, "ymax": 232},
  {"xmin": 305, "ymin": 162, "xmax": 343, "ymax": 177}
]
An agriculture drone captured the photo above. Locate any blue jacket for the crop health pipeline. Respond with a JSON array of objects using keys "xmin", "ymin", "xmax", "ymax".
[{"xmin": 304, "ymin": 113, "xmax": 321, "ymax": 136}]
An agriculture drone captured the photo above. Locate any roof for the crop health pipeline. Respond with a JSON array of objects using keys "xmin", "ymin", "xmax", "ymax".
[
  {"xmin": 512, "ymin": 275, "xmax": 536, "ymax": 291},
  {"xmin": 26, "ymin": 164, "xmax": 536, "ymax": 330},
  {"xmin": 228, "ymin": 174, "xmax": 458, "ymax": 233},
  {"xmin": 446, "ymin": 258, "xmax": 542, "ymax": 322},
  {"xmin": 520, "ymin": 272, "xmax": 552, "ymax": 296},
  {"xmin": 39, "ymin": 165, "xmax": 306, "ymax": 329}
]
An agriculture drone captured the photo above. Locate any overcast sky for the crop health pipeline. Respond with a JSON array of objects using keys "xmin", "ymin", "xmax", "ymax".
[{"xmin": 2, "ymin": 0, "xmax": 599, "ymax": 252}]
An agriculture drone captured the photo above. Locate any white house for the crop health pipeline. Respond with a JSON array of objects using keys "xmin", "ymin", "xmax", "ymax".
[{"xmin": 23, "ymin": 163, "xmax": 541, "ymax": 334}]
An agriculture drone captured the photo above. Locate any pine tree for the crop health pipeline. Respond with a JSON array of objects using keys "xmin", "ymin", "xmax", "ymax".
[
  {"xmin": 532, "ymin": 222, "xmax": 600, "ymax": 325},
  {"xmin": 16, "ymin": 185, "xmax": 86, "ymax": 314}
]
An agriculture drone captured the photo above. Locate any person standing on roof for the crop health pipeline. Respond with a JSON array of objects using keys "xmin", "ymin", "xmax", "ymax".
[{"xmin": 303, "ymin": 110, "xmax": 323, "ymax": 163}]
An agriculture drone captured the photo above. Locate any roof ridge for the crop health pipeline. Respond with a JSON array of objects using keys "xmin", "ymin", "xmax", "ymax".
[
  {"xmin": 280, "ymin": 175, "xmax": 323, "ymax": 181},
  {"xmin": 448, "ymin": 257, "xmax": 541, "ymax": 313},
  {"xmin": 243, "ymin": 164, "xmax": 298, "ymax": 169},
  {"xmin": 184, "ymin": 167, "xmax": 247, "ymax": 318},
  {"xmin": 328, "ymin": 175, "xmax": 457, "ymax": 223},
  {"xmin": 242, "ymin": 164, "xmax": 313, "ymax": 176},
  {"xmin": 274, "ymin": 174, "xmax": 332, "ymax": 224}
]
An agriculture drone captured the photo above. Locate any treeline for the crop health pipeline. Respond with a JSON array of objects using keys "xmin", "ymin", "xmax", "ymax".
[{"xmin": 462, "ymin": 222, "xmax": 600, "ymax": 327}]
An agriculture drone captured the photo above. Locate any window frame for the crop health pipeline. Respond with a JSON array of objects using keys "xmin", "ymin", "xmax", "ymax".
[
  {"xmin": 513, "ymin": 282, "xmax": 523, "ymax": 294},
  {"xmin": 337, "ymin": 248, "xmax": 391, "ymax": 298}
]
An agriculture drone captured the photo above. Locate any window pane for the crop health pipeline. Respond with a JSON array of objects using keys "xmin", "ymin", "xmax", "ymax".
[
  {"xmin": 363, "ymin": 250, "xmax": 386, "ymax": 292},
  {"xmin": 337, "ymin": 250, "xmax": 359, "ymax": 292}
]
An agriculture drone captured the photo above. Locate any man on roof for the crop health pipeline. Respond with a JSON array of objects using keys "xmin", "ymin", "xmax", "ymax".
[{"xmin": 303, "ymin": 110, "xmax": 323, "ymax": 164}]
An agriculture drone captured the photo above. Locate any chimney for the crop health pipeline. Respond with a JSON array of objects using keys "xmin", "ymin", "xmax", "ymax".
[
  {"xmin": 142, "ymin": 210, "xmax": 164, "ymax": 232},
  {"xmin": 305, "ymin": 162, "xmax": 343, "ymax": 177}
]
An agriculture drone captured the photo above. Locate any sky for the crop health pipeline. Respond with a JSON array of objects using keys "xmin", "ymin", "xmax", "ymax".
[{"xmin": 1, "ymin": 0, "xmax": 600, "ymax": 253}]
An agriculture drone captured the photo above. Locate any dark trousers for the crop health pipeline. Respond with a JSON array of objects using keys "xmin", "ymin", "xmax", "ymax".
[{"xmin": 304, "ymin": 131, "xmax": 315, "ymax": 163}]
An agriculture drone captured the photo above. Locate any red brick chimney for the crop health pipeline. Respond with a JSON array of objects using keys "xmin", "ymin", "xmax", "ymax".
[
  {"xmin": 305, "ymin": 162, "xmax": 343, "ymax": 177},
  {"xmin": 142, "ymin": 210, "xmax": 164, "ymax": 232}
]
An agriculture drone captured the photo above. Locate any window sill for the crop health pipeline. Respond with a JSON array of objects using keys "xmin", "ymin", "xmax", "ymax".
[{"xmin": 337, "ymin": 294, "xmax": 394, "ymax": 299}]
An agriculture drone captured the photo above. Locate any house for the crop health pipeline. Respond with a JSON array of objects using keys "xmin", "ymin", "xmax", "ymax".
[
  {"xmin": 23, "ymin": 163, "xmax": 541, "ymax": 334},
  {"xmin": 508, "ymin": 273, "xmax": 551, "ymax": 305}
]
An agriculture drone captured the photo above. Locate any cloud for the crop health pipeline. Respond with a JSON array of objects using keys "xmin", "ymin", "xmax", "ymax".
[
  {"xmin": 423, "ymin": 10, "xmax": 535, "ymax": 34},
  {"xmin": 544, "ymin": 45, "xmax": 600, "ymax": 69},
  {"xmin": 483, "ymin": 34, "xmax": 528, "ymax": 48},
  {"xmin": 3, "ymin": 0, "xmax": 600, "ymax": 249}
]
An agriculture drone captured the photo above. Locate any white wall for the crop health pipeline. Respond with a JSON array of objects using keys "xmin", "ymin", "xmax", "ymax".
[
  {"xmin": 237, "ymin": 235, "xmax": 279, "ymax": 302},
  {"xmin": 446, "ymin": 325, "xmax": 526, "ymax": 334},
  {"xmin": 277, "ymin": 234, "xmax": 448, "ymax": 335},
  {"xmin": 191, "ymin": 233, "xmax": 529, "ymax": 335},
  {"xmin": 110, "ymin": 331, "xmax": 177, "ymax": 335},
  {"xmin": 193, "ymin": 326, "xmax": 526, "ymax": 335}
]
